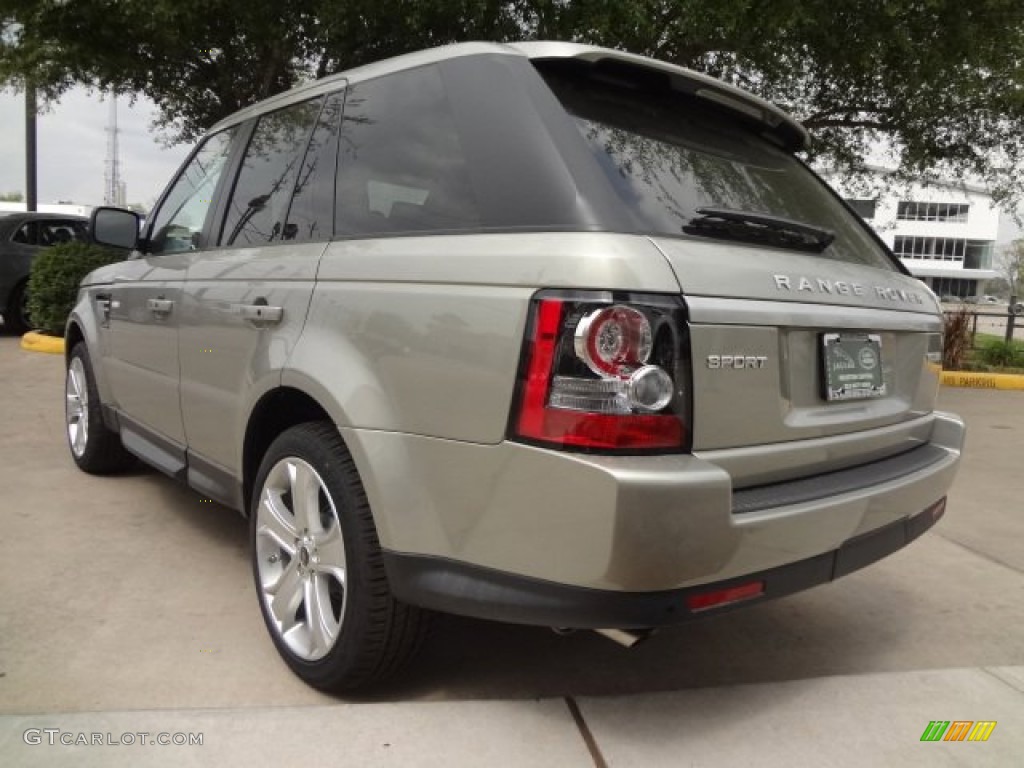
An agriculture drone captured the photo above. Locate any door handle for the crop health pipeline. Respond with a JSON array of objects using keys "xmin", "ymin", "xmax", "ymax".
[
  {"xmin": 234, "ymin": 300, "xmax": 283, "ymax": 325},
  {"xmin": 95, "ymin": 292, "xmax": 112, "ymax": 326},
  {"xmin": 147, "ymin": 298, "xmax": 174, "ymax": 316}
]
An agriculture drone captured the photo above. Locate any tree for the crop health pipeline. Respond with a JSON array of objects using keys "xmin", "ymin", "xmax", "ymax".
[
  {"xmin": 996, "ymin": 240, "xmax": 1024, "ymax": 298},
  {"xmin": 0, "ymin": 191, "xmax": 24, "ymax": 202},
  {"xmin": 3, "ymin": 1, "xmax": 1024, "ymax": 206}
]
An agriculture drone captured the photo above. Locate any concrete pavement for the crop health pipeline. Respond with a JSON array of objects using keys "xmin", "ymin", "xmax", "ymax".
[{"xmin": 1, "ymin": 337, "xmax": 1022, "ymax": 766}]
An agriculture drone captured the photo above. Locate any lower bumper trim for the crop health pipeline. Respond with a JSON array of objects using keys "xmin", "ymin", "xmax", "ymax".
[{"xmin": 383, "ymin": 498, "xmax": 946, "ymax": 629}]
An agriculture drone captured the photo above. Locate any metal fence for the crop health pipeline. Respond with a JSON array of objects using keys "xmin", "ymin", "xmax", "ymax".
[{"xmin": 942, "ymin": 304, "xmax": 1023, "ymax": 348}]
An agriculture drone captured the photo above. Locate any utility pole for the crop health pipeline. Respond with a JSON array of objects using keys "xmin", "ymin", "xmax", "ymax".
[
  {"xmin": 104, "ymin": 95, "xmax": 123, "ymax": 206},
  {"xmin": 25, "ymin": 83, "xmax": 37, "ymax": 212}
]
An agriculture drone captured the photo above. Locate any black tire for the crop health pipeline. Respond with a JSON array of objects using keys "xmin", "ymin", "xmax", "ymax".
[
  {"xmin": 251, "ymin": 422, "xmax": 430, "ymax": 691},
  {"xmin": 65, "ymin": 342, "xmax": 136, "ymax": 473},
  {"xmin": 5, "ymin": 281, "xmax": 31, "ymax": 334}
]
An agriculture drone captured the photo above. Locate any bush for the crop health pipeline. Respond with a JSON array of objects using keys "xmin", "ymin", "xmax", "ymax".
[
  {"xmin": 978, "ymin": 339, "xmax": 1024, "ymax": 368},
  {"xmin": 942, "ymin": 307, "xmax": 971, "ymax": 370},
  {"xmin": 27, "ymin": 242, "xmax": 125, "ymax": 336}
]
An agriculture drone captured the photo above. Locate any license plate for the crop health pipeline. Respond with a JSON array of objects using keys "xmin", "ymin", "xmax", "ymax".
[{"xmin": 821, "ymin": 333, "xmax": 886, "ymax": 401}]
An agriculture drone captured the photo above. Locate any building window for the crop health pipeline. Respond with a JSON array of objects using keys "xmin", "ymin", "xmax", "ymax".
[
  {"xmin": 844, "ymin": 198, "xmax": 876, "ymax": 219},
  {"xmin": 896, "ymin": 201, "xmax": 969, "ymax": 222},
  {"xmin": 892, "ymin": 236, "xmax": 966, "ymax": 260},
  {"xmin": 965, "ymin": 240, "xmax": 994, "ymax": 270}
]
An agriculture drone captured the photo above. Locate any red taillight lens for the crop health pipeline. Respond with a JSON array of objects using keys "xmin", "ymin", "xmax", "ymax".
[{"xmin": 512, "ymin": 294, "xmax": 690, "ymax": 452}]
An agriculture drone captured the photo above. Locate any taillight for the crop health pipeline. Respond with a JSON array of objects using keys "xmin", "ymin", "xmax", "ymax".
[{"xmin": 511, "ymin": 291, "xmax": 691, "ymax": 452}]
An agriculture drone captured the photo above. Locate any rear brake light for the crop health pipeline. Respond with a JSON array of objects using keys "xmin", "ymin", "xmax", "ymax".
[
  {"xmin": 685, "ymin": 581, "xmax": 765, "ymax": 612},
  {"xmin": 511, "ymin": 292, "xmax": 691, "ymax": 451}
]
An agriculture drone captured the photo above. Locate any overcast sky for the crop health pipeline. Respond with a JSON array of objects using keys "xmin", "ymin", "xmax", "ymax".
[
  {"xmin": 0, "ymin": 87, "xmax": 190, "ymax": 209},
  {"xmin": 0, "ymin": 84, "xmax": 1022, "ymax": 243}
]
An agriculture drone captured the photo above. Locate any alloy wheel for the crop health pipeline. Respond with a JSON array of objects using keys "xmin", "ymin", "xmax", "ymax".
[
  {"xmin": 255, "ymin": 457, "xmax": 347, "ymax": 661},
  {"xmin": 65, "ymin": 358, "xmax": 89, "ymax": 458}
]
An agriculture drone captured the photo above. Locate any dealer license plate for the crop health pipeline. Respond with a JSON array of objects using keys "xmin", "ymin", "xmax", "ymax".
[{"xmin": 821, "ymin": 333, "xmax": 886, "ymax": 401}]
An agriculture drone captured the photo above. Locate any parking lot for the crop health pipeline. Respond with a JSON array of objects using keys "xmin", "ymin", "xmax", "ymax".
[{"xmin": 1, "ymin": 335, "xmax": 1022, "ymax": 766}]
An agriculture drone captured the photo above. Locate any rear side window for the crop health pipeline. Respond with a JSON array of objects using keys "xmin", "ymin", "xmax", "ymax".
[
  {"xmin": 335, "ymin": 66, "xmax": 481, "ymax": 236},
  {"xmin": 542, "ymin": 70, "xmax": 895, "ymax": 270},
  {"xmin": 221, "ymin": 97, "xmax": 324, "ymax": 247}
]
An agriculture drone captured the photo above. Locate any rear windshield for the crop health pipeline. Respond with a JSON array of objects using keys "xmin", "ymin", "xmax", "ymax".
[{"xmin": 541, "ymin": 70, "xmax": 896, "ymax": 271}]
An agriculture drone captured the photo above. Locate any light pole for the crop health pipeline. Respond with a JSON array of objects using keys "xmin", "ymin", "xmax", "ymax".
[{"xmin": 25, "ymin": 81, "xmax": 37, "ymax": 212}]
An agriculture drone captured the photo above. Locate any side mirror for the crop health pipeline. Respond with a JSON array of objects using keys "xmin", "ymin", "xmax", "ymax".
[{"xmin": 90, "ymin": 206, "xmax": 140, "ymax": 250}]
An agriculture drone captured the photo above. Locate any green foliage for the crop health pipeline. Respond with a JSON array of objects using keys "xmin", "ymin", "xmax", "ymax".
[
  {"xmin": 942, "ymin": 307, "xmax": 972, "ymax": 370},
  {"xmin": 26, "ymin": 242, "xmax": 124, "ymax": 336},
  {"xmin": 0, "ymin": 191, "xmax": 24, "ymax": 202},
  {"xmin": 978, "ymin": 338, "xmax": 1024, "ymax": 368},
  {"xmin": 3, "ymin": 1, "xmax": 1024, "ymax": 204}
]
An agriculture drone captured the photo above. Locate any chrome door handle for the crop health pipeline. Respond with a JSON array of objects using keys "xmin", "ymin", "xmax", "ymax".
[
  {"xmin": 235, "ymin": 302, "xmax": 283, "ymax": 325},
  {"xmin": 147, "ymin": 298, "xmax": 174, "ymax": 315},
  {"xmin": 95, "ymin": 292, "xmax": 112, "ymax": 326}
]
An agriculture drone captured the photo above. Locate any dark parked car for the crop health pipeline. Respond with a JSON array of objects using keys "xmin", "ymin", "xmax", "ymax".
[{"xmin": 0, "ymin": 211, "xmax": 89, "ymax": 333}]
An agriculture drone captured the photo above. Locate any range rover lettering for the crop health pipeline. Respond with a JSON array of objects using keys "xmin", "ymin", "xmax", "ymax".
[{"xmin": 65, "ymin": 42, "xmax": 964, "ymax": 690}]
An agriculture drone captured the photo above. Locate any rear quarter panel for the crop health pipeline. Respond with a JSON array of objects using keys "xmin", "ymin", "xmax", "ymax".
[{"xmin": 284, "ymin": 232, "xmax": 680, "ymax": 443}]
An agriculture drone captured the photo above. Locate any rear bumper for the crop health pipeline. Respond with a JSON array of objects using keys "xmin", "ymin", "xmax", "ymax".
[
  {"xmin": 384, "ymin": 498, "xmax": 946, "ymax": 628},
  {"xmin": 346, "ymin": 411, "xmax": 964, "ymax": 612}
]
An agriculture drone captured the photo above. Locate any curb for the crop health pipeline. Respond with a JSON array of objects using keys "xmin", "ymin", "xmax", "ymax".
[
  {"xmin": 940, "ymin": 370, "xmax": 1024, "ymax": 390},
  {"xmin": 20, "ymin": 331, "xmax": 65, "ymax": 355}
]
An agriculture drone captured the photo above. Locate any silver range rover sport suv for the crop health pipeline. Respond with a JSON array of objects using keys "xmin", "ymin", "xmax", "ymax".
[{"xmin": 68, "ymin": 41, "xmax": 964, "ymax": 690}]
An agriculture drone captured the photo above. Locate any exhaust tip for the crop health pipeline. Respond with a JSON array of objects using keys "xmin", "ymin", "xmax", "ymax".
[{"xmin": 594, "ymin": 628, "xmax": 653, "ymax": 648}]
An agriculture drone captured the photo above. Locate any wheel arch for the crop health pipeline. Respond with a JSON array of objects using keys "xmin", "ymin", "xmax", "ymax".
[
  {"xmin": 64, "ymin": 319, "xmax": 85, "ymax": 364},
  {"xmin": 243, "ymin": 386, "xmax": 357, "ymax": 518},
  {"xmin": 63, "ymin": 309, "xmax": 117, "ymax": 414}
]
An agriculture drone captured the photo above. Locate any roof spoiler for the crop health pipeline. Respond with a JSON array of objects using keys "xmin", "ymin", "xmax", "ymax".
[{"xmin": 509, "ymin": 41, "xmax": 809, "ymax": 153}]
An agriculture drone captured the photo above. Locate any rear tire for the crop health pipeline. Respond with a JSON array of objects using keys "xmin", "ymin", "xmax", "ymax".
[
  {"xmin": 65, "ymin": 343, "xmax": 136, "ymax": 473},
  {"xmin": 251, "ymin": 422, "xmax": 430, "ymax": 691},
  {"xmin": 5, "ymin": 281, "xmax": 31, "ymax": 334}
]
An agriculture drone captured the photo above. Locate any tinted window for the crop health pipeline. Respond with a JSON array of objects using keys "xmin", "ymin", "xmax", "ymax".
[
  {"xmin": 543, "ymin": 71, "xmax": 895, "ymax": 270},
  {"xmin": 10, "ymin": 220, "xmax": 87, "ymax": 246},
  {"xmin": 12, "ymin": 223, "xmax": 34, "ymax": 244},
  {"xmin": 38, "ymin": 219, "xmax": 88, "ymax": 245},
  {"xmin": 285, "ymin": 93, "xmax": 342, "ymax": 243},
  {"xmin": 845, "ymin": 199, "xmax": 877, "ymax": 220},
  {"xmin": 149, "ymin": 129, "xmax": 236, "ymax": 255},
  {"xmin": 221, "ymin": 98, "xmax": 323, "ymax": 246},
  {"xmin": 336, "ymin": 66, "xmax": 480, "ymax": 236}
]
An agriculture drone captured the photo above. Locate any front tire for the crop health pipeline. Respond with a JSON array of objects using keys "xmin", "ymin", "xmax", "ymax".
[
  {"xmin": 251, "ymin": 422, "xmax": 430, "ymax": 691},
  {"xmin": 65, "ymin": 343, "xmax": 136, "ymax": 473}
]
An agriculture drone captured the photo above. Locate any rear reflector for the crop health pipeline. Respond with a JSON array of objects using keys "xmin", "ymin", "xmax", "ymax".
[{"xmin": 685, "ymin": 581, "xmax": 765, "ymax": 613}]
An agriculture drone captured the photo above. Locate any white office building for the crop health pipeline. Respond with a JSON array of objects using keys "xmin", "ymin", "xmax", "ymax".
[{"xmin": 827, "ymin": 170, "xmax": 999, "ymax": 299}]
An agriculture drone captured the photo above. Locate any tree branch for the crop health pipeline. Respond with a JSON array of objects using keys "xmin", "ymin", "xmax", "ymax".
[{"xmin": 803, "ymin": 117, "xmax": 894, "ymax": 131}]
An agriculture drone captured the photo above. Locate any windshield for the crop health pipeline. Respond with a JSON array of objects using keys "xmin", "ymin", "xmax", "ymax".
[{"xmin": 542, "ymin": 70, "xmax": 896, "ymax": 271}]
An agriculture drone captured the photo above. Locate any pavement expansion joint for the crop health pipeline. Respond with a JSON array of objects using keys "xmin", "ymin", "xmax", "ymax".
[
  {"xmin": 935, "ymin": 531, "xmax": 1024, "ymax": 574},
  {"xmin": 564, "ymin": 696, "xmax": 609, "ymax": 768}
]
